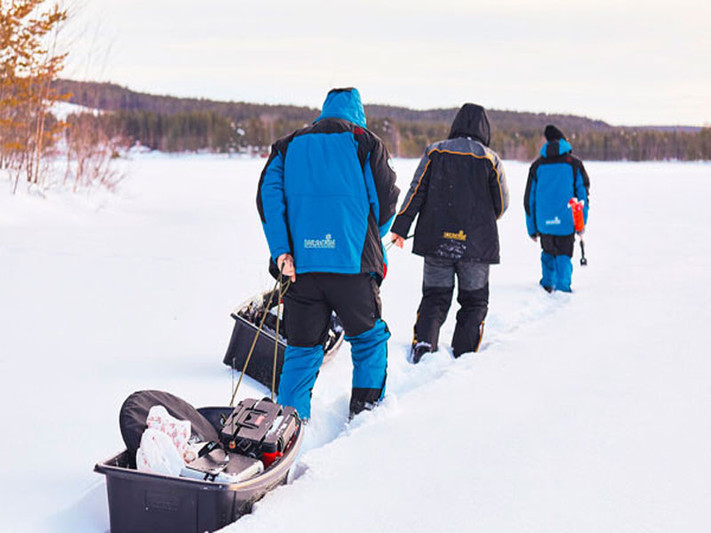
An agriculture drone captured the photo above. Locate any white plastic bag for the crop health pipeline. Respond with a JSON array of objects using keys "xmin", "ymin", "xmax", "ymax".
[
  {"xmin": 145, "ymin": 405, "xmax": 191, "ymax": 460},
  {"xmin": 135, "ymin": 405, "xmax": 193, "ymax": 475},
  {"xmin": 136, "ymin": 428, "xmax": 185, "ymax": 476}
]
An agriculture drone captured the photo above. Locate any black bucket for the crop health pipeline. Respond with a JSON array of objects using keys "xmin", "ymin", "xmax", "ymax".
[{"xmin": 223, "ymin": 290, "xmax": 344, "ymax": 389}]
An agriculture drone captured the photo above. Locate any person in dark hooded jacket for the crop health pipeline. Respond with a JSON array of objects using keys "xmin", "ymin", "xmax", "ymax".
[
  {"xmin": 257, "ymin": 87, "xmax": 400, "ymax": 420},
  {"xmin": 390, "ymin": 103, "xmax": 509, "ymax": 363},
  {"xmin": 524, "ymin": 124, "xmax": 590, "ymax": 293}
]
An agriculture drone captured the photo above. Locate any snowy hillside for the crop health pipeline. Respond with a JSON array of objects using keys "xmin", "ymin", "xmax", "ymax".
[
  {"xmin": 1, "ymin": 155, "xmax": 710, "ymax": 532},
  {"xmin": 50, "ymin": 100, "xmax": 101, "ymax": 120}
]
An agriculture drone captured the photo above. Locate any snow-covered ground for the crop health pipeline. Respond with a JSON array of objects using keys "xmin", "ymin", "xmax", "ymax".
[
  {"xmin": 1, "ymin": 154, "xmax": 710, "ymax": 532},
  {"xmin": 50, "ymin": 101, "xmax": 101, "ymax": 120}
]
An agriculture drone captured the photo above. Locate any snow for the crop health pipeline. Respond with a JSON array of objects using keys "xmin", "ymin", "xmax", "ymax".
[
  {"xmin": 2, "ymin": 155, "xmax": 711, "ymax": 532},
  {"xmin": 49, "ymin": 101, "xmax": 100, "ymax": 120}
]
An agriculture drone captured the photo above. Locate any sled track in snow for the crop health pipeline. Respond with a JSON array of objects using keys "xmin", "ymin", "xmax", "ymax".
[{"xmin": 286, "ymin": 284, "xmax": 572, "ymax": 481}]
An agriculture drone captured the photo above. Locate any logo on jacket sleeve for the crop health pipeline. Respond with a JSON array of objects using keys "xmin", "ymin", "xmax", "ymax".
[{"xmin": 304, "ymin": 234, "xmax": 337, "ymax": 249}]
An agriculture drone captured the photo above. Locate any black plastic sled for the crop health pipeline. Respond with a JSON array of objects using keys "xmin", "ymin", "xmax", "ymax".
[
  {"xmin": 223, "ymin": 289, "xmax": 345, "ymax": 388},
  {"xmin": 95, "ymin": 397, "xmax": 304, "ymax": 533}
]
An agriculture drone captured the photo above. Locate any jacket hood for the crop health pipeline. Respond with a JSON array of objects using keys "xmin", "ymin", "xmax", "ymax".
[
  {"xmin": 315, "ymin": 87, "xmax": 367, "ymax": 128},
  {"xmin": 540, "ymin": 138, "xmax": 573, "ymax": 158},
  {"xmin": 448, "ymin": 103, "xmax": 491, "ymax": 146}
]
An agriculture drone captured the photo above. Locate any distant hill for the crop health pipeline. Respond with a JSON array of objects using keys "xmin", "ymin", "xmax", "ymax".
[
  {"xmin": 53, "ymin": 79, "xmax": 710, "ymax": 161},
  {"xmin": 54, "ymin": 79, "xmax": 315, "ymax": 121},
  {"xmin": 55, "ymin": 79, "xmax": 613, "ymax": 132}
]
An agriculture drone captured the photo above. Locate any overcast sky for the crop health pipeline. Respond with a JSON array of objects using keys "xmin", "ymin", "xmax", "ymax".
[{"xmin": 63, "ymin": 0, "xmax": 710, "ymax": 127}]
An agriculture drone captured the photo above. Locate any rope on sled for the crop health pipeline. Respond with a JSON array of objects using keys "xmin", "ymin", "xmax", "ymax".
[
  {"xmin": 229, "ymin": 268, "xmax": 290, "ymax": 407},
  {"xmin": 230, "ymin": 235, "xmax": 410, "ymax": 407},
  {"xmin": 230, "ymin": 234, "xmax": 411, "ymax": 407}
]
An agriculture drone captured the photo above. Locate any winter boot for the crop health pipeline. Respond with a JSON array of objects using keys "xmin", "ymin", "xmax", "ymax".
[
  {"xmin": 348, "ymin": 398, "xmax": 378, "ymax": 420},
  {"xmin": 410, "ymin": 341, "xmax": 433, "ymax": 364},
  {"xmin": 540, "ymin": 283, "xmax": 554, "ymax": 293}
]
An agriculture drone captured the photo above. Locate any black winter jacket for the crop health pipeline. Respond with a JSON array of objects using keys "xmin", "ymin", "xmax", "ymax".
[{"xmin": 390, "ymin": 104, "xmax": 509, "ymax": 263}]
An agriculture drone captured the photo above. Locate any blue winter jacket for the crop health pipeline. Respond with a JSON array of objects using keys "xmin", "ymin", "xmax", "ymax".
[
  {"xmin": 524, "ymin": 139, "xmax": 590, "ymax": 236},
  {"xmin": 257, "ymin": 88, "xmax": 400, "ymax": 278}
]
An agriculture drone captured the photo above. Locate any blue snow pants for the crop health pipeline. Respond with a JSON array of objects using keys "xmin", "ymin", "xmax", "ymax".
[
  {"xmin": 540, "ymin": 233, "xmax": 575, "ymax": 292},
  {"xmin": 278, "ymin": 273, "xmax": 389, "ymax": 420}
]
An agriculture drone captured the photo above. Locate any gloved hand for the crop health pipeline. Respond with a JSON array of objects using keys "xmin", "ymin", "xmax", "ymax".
[
  {"xmin": 529, "ymin": 234, "xmax": 538, "ymax": 242},
  {"xmin": 576, "ymin": 228, "xmax": 585, "ymax": 235}
]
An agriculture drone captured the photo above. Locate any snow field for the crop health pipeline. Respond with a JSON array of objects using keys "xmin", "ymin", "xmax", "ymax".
[{"xmin": 1, "ymin": 156, "xmax": 710, "ymax": 532}]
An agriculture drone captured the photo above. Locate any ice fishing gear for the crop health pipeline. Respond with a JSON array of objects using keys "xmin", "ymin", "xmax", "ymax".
[
  {"xmin": 568, "ymin": 198, "xmax": 587, "ymax": 266},
  {"xmin": 119, "ymin": 390, "xmax": 220, "ymax": 460},
  {"xmin": 220, "ymin": 398, "xmax": 299, "ymax": 467},
  {"xmin": 224, "ymin": 289, "xmax": 344, "ymax": 391},
  {"xmin": 579, "ymin": 237, "xmax": 588, "ymax": 266},
  {"xmin": 97, "ymin": 394, "xmax": 305, "ymax": 533},
  {"xmin": 181, "ymin": 446, "xmax": 264, "ymax": 483},
  {"xmin": 97, "ymin": 265, "xmax": 310, "ymax": 533},
  {"xmin": 568, "ymin": 197, "xmax": 585, "ymax": 233}
]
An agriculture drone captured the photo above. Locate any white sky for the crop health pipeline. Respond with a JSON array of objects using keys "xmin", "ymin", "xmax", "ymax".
[{"xmin": 63, "ymin": 0, "xmax": 711, "ymax": 126}]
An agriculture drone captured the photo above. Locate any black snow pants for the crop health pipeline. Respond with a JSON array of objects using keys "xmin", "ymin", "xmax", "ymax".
[{"xmin": 413, "ymin": 256, "xmax": 489, "ymax": 357}]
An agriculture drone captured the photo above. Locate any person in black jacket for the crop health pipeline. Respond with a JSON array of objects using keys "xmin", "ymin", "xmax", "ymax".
[{"xmin": 390, "ymin": 103, "xmax": 509, "ymax": 363}]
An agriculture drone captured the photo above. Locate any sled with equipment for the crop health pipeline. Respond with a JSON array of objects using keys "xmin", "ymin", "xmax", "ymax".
[
  {"xmin": 95, "ymin": 390, "xmax": 304, "ymax": 533},
  {"xmin": 223, "ymin": 288, "xmax": 345, "ymax": 388}
]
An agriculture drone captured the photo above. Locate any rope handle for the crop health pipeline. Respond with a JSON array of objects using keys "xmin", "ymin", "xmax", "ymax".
[{"xmin": 229, "ymin": 267, "xmax": 290, "ymax": 407}]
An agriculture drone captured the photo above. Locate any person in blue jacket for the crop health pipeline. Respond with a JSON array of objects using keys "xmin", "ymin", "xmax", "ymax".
[
  {"xmin": 257, "ymin": 87, "xmax": 400, "ymax": 420},
  {"xmin": 524, "ymin": 124, "xmax": 590, "ymax": 293}
]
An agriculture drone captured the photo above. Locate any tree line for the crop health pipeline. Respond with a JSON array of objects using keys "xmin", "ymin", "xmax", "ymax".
[
  {"xmin": 67, "ymin": 108, "xmax": 711, "ymax": 161},
  {"xmin": 6, "ymin": 1, "xmax": 706, "ymax": 199},
  {"xmin": 54, "ymin": 79, "xmax": 711, "ymax": 161}
]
